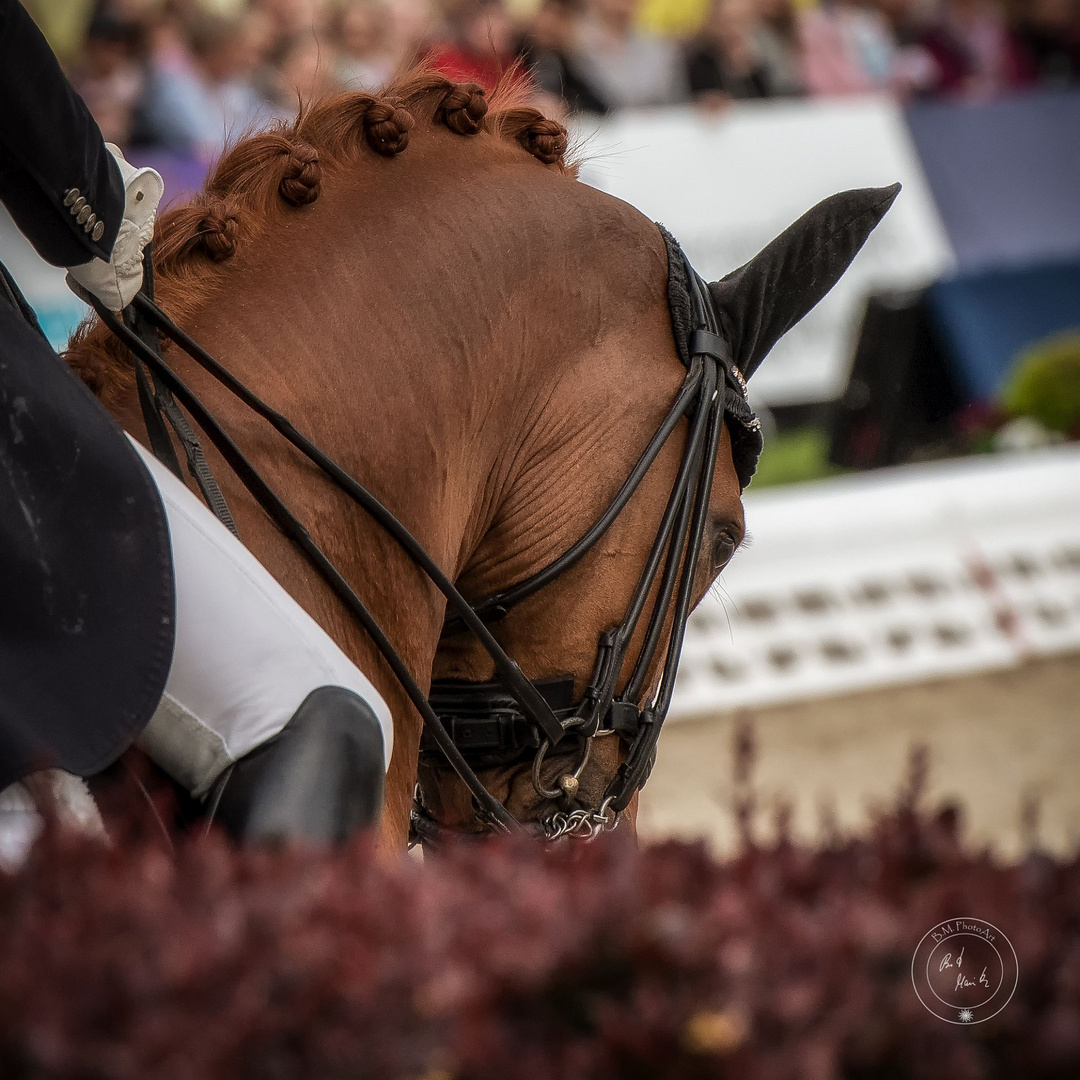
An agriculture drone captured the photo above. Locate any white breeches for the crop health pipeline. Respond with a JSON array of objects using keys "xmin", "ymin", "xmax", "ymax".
[{"xmin": 130, "ymin": 437, "xmax": 393, "ymax": 799}]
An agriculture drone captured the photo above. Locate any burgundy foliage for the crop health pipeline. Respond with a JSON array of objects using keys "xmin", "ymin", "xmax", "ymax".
[{"xmin": 1, "ymin": 775, "xmax": 1079, "ymax": 1080}]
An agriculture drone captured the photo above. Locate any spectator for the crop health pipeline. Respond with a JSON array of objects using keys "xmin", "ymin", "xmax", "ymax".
[
  {"xmin": 259, "ymin": 0, "xmax": 330, "ymax": 42},
  {"xmin": 874, "ymin": 0, "xmax": 932, "ymax": 44},
  {"xmin": 384, "ymin": 0, "xmax": 436, "ymax": 70},
  {"xmin": 73, "ymin": 12, "xmax": 145, "ymax": 146},
  {"xmin": 195, "ymin": 12, "xmax": 281, "ymax": 138},
  {"xmin": 919, "ymin": 0, "xmax": 1033, "ymax": 97},
  {"xmin": 136, "ymin": 8, "xmax": 212, "ymax": 155},
  {"xmin": 1011, "ymin": 0, "xmax": 1080, "ymax": 87},
  {"xmin": 756, "ymin": 0, "xmax": 804, "ymax": 95},
  {"xmin": 42, "ymin": 0, "xmax": 1080, "ymax": 163},
  {"xmin": 335, "ymin": 0, "xmax": 398, "ymax": 89},
  {"xmin": 270, "ymin": 31, "xmax": 341, "ymax": 108},
  {"xmin": 138, "ymin": 11, "xmax": 282, "ymax": 161},
  {"xmin": 873, "ymin": 0, "xmax": 941, "ymax": 94},
  {"xmin": 798, "ymin": 0, "xmax": 898, "ymax": 95},
  {"xmin": 686, "ymin": 0, "xmax": 775, "ymax": 104},
  {"xmin": 427, "ymin": 0, "xmax": 516, "ymax": 90},
  {"xmin": 519, "ymin": 0, "xmax": 610, "ymax": 114},
  {"xmin": 572, "ymin": 0, "xmax": 687, "ymax": 108}
]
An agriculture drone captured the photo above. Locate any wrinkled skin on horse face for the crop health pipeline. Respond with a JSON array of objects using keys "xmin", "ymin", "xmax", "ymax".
[
  {"xmin": 425, "ymin": 183, "xmax": 901, "ymax": 837},
  {"xmin": 427, "ymin": 417, "xmax": 747, "ymax": 834},
  {"xmin": 419, "ymin": 234, "xmax": 748, "ymax": 833}
]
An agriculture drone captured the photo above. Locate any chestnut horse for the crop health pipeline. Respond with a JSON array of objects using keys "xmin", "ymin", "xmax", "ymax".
[{"xmin": 68, "ymin": 70, "xmax": 895, "ymax": 849}]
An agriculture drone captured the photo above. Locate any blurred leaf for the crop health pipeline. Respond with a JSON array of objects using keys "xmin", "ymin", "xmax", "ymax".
[
  {"xmin": 1001, "ymin": 331, "xmax": 1080, "ymax": 435},
  {"xmin": 750, "ymin": 426, "xmax": 842, "ymax": 489}
]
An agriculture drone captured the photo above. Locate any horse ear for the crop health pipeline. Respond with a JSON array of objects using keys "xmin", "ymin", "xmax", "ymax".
[{"xmin": 709, "ymin": 184, "xmax": 900, "ymax": 380}]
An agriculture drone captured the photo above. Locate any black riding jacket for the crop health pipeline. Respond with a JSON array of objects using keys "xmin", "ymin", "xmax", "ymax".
[
  {"xmin": 0, "ymin": 0, "xmax": 124, "ymax": 267},
  {"xmin": 0, "ymin": 0, "xmax": 175, "ymax": 791}
]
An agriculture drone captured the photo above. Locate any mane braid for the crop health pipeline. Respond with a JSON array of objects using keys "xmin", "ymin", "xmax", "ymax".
[{"xmin": 65, "ymin": 64, "xmax": 574, "ymax": 408}]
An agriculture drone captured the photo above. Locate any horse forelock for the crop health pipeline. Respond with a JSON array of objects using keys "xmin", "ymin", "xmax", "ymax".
[{"xmin": 64, "ymin": 63, "xmax": 575, "ymax": 405}]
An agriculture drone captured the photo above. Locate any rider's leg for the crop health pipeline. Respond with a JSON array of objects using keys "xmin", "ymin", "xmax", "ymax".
[
  {"xmin": 212, "ymin": 686, "xmax": 385, "ymax": 845},
  {"xmin": 129, "ymin": 438, "xmax": 393, "ymax": 843}
]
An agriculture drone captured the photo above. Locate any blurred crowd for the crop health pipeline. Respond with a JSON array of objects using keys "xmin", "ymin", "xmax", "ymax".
[{"xmin": 26, "ymin": 0, "xmax": 1080, "ymax": 160}]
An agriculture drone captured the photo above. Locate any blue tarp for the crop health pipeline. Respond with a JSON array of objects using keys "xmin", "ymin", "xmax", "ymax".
[
  {"xmin": 906, "ymin": 90, "xmax": 1080, "ymax": 273},
  {"xmin": 927, "ymin": 260, "xmax": 1080, "ymax": 399},
  {"xmin": 906, "ymin": 91, "xmax": 1080, "ymax": 400}
]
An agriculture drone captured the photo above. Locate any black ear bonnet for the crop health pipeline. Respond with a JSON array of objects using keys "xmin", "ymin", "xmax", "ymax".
[{"xmin": 660, "ymin": 224, "xmax": 763, "ymax": 491}]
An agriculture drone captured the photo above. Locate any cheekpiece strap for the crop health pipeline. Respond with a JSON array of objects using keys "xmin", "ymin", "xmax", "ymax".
[{"xmin": 659, "ymin": 223, "xmax": 763, "ymax": 490}]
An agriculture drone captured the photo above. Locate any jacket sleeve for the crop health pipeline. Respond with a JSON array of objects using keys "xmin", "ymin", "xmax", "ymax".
[{"xmin": 0, "ymin": 0, "xmax": 124, "ymax": 267}]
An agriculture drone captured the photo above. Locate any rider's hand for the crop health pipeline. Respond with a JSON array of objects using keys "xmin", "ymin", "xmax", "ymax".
[{"xmin": 66, "ymin": 144, "xmax": 164, "ymax": 312}]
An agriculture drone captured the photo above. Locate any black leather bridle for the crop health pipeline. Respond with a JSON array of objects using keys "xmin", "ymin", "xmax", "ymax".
[
  {"xmin": 418, "ymin": 233, "xmax": 763, "ymax": 841},
  {"xmin": 85, "ymin": 226, "xmax": 761, "ymax": 843}
]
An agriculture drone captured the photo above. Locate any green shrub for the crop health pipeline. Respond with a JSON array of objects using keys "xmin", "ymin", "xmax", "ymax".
[
  {"xmin": 1001, "ymin": 331, "xmax": 1080, "ymax": 434},
  {"xmin": 750, "ymin": 427, "xmax": 838, "ymax": 488}
]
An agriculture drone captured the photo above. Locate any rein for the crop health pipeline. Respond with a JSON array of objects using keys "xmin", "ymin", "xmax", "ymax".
[{"xmin": 85, "ymin": 232, "xmax": 757, "ymax": 844}]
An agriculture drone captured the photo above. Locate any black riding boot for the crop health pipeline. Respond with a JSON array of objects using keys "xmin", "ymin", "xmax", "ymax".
[{"xmin": 212, "ymin": 685, "xmax": 385, "ymax": 845}]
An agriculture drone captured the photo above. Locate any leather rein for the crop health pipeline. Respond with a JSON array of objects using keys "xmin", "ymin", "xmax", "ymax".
[{"xmin": 85, "ymin": 233, "xmax": 757, "ymax": 844}]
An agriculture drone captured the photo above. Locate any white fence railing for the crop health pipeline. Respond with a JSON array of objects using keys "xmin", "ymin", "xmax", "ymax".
[{"xmin": 672, "ymin": 446, "xmax": 1080, "ymax": 718}]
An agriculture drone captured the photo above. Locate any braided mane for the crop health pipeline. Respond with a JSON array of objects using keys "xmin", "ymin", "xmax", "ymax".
[{"xmin": 66, "ymin": 66, "xmax": 573, "ymax": 404}]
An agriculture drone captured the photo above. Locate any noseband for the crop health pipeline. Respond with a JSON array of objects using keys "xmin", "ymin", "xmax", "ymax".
[{"xmin": 88, "ymin": 226, "xmax": 761, "ymax": 845}]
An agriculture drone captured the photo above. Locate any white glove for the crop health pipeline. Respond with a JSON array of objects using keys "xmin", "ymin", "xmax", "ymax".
[{"xmin": 66, "ymin": 144, "xmax": 164, "ymax": 312}]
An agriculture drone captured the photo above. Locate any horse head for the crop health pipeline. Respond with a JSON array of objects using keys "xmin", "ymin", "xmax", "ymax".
[
  {"xmin": 66, "ymin": 73, "xmax": 897, "ymax": 848},
  {"xmin": 424, "ymin": 184, "xmax": 900, "ymax": 840}
]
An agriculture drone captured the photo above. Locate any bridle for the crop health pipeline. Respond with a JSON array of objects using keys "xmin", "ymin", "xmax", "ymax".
[
  {"xmin": 85, "ymin": 225, "xmax": 761, "ymax": 845},
  {"xmin": 418, "ymin": 229, "xmax": 762, "ymax": 842}
]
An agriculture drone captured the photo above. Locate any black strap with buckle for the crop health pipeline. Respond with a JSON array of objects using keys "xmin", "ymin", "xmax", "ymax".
[{"xmin": 422, "ymin": 676, "xmax": 579, "ymax": 769}]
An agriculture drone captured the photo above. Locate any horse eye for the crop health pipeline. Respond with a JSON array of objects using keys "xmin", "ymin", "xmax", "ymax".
[{"xmin": 713, "ymin": 532, "xmax": 736, "ymax": 571}]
